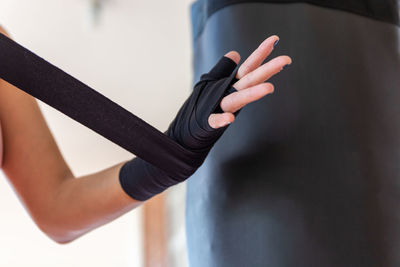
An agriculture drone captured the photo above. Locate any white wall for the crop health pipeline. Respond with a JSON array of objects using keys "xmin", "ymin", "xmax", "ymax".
[{"xmin": 0, "ymin": 0, "xmax": 193, "ymax": 266}]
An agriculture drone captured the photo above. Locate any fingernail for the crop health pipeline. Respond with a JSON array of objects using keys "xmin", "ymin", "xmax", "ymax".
[{"xmin": 273, "ymin": 39, "xmax": 279, "ymax": 48}]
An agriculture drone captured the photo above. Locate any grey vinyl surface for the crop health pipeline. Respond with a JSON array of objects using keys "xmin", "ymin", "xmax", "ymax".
[{"xmin": 186, "ymin": 2, "xmax": 400, "ymax": 267}]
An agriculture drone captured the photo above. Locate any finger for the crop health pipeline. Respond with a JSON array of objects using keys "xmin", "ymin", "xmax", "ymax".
[
  {"xmin": 203, "ymin": 51, "xmax": 240, "ymax": 80},
  {"xmin": 234, "ymin": 55, "xmax": 292, "ymax": 90},
  {"xmin": 224, "ymin": 51, "xmax": 241, "ymax": 65},
  {"xmin": 220, "ymin": 83, "xmax": 274, "ymax": 113},
  {"xmin": 236, "ymin": 35, "xmax": 279, "ymax": 79},
  {"xmin": 208, "ymin": 112, "xmax": 235, "ymax": 129}
]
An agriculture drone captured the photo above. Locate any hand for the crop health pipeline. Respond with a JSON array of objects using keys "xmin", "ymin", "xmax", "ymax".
[{"xmin": 208, "ymin": 35, "xmax": 293, "ymax": 128}]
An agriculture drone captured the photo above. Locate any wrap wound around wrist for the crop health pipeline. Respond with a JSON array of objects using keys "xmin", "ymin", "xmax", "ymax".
[{"xmin": 119, "ymin": 56, "xmax": 240, "ymax": 201}]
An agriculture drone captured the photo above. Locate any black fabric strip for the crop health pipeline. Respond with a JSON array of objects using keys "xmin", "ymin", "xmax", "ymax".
[
  {"xmin": 0, "ymin": 33, "xmax": 196, "ymax": 178},
  {"xmin": 119, "ymin": 56, "xmax": 240, "ymax": 201},
  {"xmin": 191, "ymin": 0, "xmax": 400, "ymax": 42}
]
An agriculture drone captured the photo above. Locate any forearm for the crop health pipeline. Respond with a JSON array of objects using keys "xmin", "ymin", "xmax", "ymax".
[
  {"xmin": 36, "ymin": 161, "xmax": 142, "ymax": 244},
  {"xmin": 0, "ymin": 76, "xmax": 141, "ymax": 243},
  {"xmin": 3, "ymin": 142, "xmax": 141, "ymax": 244}
]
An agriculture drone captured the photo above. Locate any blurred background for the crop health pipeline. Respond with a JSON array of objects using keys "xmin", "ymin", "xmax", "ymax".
[{"xmin": 0, "ymin": 0, "xmax": 194, "ymax": 266}]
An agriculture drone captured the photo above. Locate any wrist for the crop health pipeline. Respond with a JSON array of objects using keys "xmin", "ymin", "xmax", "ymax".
[{"xmin": 119, "ymin": 157, "xmax": 180, "ymax": 201}]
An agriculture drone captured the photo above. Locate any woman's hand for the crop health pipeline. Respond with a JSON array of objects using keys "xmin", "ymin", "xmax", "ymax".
[{"xmin": 209, "ymin": 35, "xmax": 292, "ymax": 128}]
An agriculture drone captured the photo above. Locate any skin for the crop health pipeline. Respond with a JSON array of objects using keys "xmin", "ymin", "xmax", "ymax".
[{"xmin": 0, "ymin": 26, "xmax": 292, "ymax": 244}]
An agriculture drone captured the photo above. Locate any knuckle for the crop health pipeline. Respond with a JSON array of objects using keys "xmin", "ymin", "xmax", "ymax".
[
  {"xmin": 245, "ymin": 88, "xmax": 256, "ymax": 99},
  {"xmin": 222, "ymin": 93, "xmax": 239, "ymax": 112},
  {"xmin": 242, "ymin": 74, "xmax": 253, "ymax": 86},
  {"xmin": 238, "ymin": 64, "xmax": 250, "ymax": 77},
  {"xmin": 220, "ymin": 96, "xmax": 231, "ymax": 111},
  {"xmin": 227, "ymin": 95, "xmax": 237, "ymax": 108}
]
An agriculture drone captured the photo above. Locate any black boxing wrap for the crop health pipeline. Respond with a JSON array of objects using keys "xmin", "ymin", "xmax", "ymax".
[
  {"xmin": 119, "ymin": 56, "xmax": 240, "ymax": 200},
  {"xmin": 0, "ymin": 33, "xmax": 240, "ymax": 201}
]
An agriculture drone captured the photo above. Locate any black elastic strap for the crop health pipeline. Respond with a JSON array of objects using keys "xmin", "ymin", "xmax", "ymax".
[
  {"xmin": 0, "ymin": 33, "xmax": 239, "ymax": 182},
  {"xmin": 119, "ymin": 56, "xmax": 240, "ymax": 200},
  {"xmin": 0, "ymin": 33, "xmax": 198, "ymax": 178}
]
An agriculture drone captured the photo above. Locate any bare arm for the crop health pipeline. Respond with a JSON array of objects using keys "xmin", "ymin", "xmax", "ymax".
[
  {"xmin": 0, "ymin": 77, "xmax": 142, "ymax": 243},
  {"xmin": 0, "ymin": 27, "xmax": 141, "ymax": 244},
  {"xmin": 0, "ymin": 26, "xmax": 291, "ymax": 244}
]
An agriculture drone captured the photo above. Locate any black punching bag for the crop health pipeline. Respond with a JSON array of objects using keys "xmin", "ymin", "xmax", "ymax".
[{"xmin": 186, "ymin": 1, "xmax": 400, "ymax": 266}]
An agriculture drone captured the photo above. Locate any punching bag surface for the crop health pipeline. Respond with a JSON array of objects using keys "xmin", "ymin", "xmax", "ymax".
[{"xmin": 186, "ymin": 1, "xmax": 400, "ymax": 267}]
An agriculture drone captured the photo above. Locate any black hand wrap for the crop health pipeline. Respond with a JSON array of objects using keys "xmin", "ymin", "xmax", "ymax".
[
  {"xmin": 0, "ymin": 33, "xmax": 240, "ymax": 201},
  {"xmin": 119, "ymin": 56, "xmax": 240, "ymax": 201}
]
